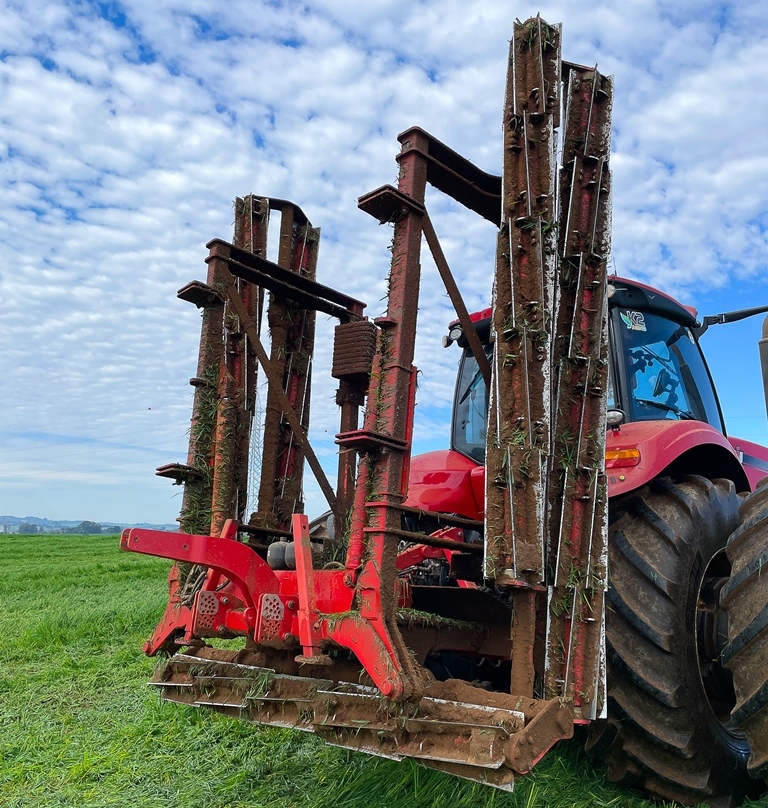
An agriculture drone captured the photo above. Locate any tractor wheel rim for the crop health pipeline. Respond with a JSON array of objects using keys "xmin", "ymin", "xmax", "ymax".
[{"xmin": 695, "ymin": 548, "xmax": 739, "ymax": 732}]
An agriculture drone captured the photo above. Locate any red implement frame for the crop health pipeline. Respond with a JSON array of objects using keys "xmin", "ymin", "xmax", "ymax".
[{"xmin": 123, "ymin": 16, "xmax": 612, "ymax": 789}]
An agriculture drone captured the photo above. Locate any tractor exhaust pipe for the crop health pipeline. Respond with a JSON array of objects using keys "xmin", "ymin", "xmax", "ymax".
[{"xmin": 760, "ymin": 315, "xmax": 768, "ymax": 423}]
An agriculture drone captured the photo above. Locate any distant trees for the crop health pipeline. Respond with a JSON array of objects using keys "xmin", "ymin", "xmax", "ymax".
[
  {"xmin": 73, "ymin": 521, "xmax": 103, "ymax": 535},
  {"xmin": 18, "ymin": 523, "xmax": 39, "ymax": 534}
]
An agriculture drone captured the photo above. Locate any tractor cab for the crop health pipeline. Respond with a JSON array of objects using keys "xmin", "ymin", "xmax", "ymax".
[
  {"xmin": 404, "ymin": 276, "xmax": 768, "ymax": 519},
  {"xmin": 451, "ymin": 277, "xmax": 725, "ymax": 466}
]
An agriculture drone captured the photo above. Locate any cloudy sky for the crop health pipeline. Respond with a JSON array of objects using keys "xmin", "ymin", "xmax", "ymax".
[{"xmin": 2, "ymin": 0, "xmax": 767, "ymax": 526}]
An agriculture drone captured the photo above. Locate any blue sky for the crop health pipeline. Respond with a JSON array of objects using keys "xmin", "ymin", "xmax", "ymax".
[{"xmin": 1, "ymin": 0, "xmax": 767, "ymax": 524}]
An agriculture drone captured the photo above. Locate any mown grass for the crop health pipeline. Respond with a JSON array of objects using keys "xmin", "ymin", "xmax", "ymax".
[{"xmin": 0, "ymin": 534, "xmax": 757, "ymax": 808}]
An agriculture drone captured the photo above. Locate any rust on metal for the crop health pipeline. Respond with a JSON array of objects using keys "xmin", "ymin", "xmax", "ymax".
[
  {"xmin": 544, "ymin": 65, "xmax": 612, "ymax": 719},
  {"xmin": 152, "ymin": 647, "xmax": 574, "ymax": 790},
  {"xmin": 143, "ymin": 15, "xmax": 615, "ymax": 789},
  {"xmin": 421, "ymin": 212, "xmax": 491, "ymax": 389},
  {"xmin": 484, "ymin": 17, "xmax": 562, "ymax": 595},
  {"xmin": 221, "ymin": 271, "xmax": 339, "ymax": 519},
  {"xmin": 256, "ymin": 208, "xmax": 319, "ymax": 530}
]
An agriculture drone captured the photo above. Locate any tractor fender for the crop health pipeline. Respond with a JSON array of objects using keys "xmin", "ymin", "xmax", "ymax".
[
  {"xmin": 606, "ymin": 420, "xmax": 749, "ymax": 497},
  {"xmin": 404, "ymin": 449, "xmax": 483, "ymax": 520}
]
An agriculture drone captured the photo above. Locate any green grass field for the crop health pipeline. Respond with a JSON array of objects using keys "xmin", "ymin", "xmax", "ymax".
[{"xmin": 0, "ymin": 533, "xmax": 757, "ymax": 808}]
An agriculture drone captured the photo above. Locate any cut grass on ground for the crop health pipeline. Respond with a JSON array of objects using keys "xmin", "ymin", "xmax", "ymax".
[{"xmin": 0, "ymin": 533, "xmax": 758, "ymax": 808}]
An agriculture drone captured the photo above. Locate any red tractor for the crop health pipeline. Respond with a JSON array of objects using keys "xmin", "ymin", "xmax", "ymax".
[
  {"xmin": 121, "ymin": 18, "xmax": 768, "ymax": 806},
  {"xmin": 405, "ymin": 278, "xmax": 768, "ymax": 803}
]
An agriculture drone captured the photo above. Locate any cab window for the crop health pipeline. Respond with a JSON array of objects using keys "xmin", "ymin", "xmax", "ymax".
[
  {"xmin": 613, "ymin": 308, "xmax": 722, "ymax": 429},
  {"xmin": 452, "ymin": 347, "xmax": 491, "ymax": 463}
]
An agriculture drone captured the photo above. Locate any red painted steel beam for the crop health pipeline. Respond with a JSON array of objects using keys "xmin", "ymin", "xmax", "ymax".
[
  {"xmin": 121, "ymin": 528, "xmax": 279, "ymax": 610},
  {"xmin": 343, "ymin": 128, "xmax": 433, "ymax": 699}
]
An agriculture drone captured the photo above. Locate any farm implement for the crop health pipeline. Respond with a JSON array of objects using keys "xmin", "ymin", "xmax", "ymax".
[{"xmin": 122, "ymin": 17, "xmax": 768, "ymax": 805}]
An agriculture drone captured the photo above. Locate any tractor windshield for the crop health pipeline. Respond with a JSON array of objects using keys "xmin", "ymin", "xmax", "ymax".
[
  {"xmin": 452, "ymin": 345, "xmax": 492, "ymax": 463},
  {"xmin": 611, "ymin": 308, "xmax": 723, "ymax": 430},
  {"xmin": 451, "ymin": 307, "xmax": 725, "ymax": 464}
]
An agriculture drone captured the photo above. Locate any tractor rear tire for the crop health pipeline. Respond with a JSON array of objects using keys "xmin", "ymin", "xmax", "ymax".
[
  {"xmin": 721, "ymin": 476, "xmax": 768, "ymax": 780},
  {"xmin": 586, "ymin": 475, "xmax": 758, "ymax": 806}
]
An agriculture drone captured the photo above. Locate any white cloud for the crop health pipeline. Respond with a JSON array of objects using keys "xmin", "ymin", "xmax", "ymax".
[{"xmin": 1, "ymin": 0, "xmax": 766, "ymax": 524}]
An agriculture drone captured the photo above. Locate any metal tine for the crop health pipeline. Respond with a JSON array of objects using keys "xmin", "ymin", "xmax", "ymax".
[
  {"xmin": 562, "ymin": 585, "xmax": 580, "ymax": 694},
  {"xmin": 195, "ymin": 675, "xmax": 273, "ymax": 685},
  {"xmin": 589, "ymin": 158, "xmax": 608, "ymax": 257},
  {"xmin": 575, "ymin": 357, "xmax": 591, "ymax": 464},
  {"xmin": 494, "ymin": 348, "xmax": 502, "ymax": 442},
  {"xmin": 540, "ymin": 451, "xmax": 547, "ymax": 576},
  {"xmin": 507, "ymin": 445, "xmax": 517, "ymax": 579},
  {"xmin": 554, "ymin": 468, "xmax": 569, "ymax": 588},
  {"xmin": 420, "ymin": 759, "xmax": 515, "ymax": 792},
  {"xmin": 193, "ymin": 699, "xmax": 243, "ymax": 709},
  {"xmin": 584, "ymin": 468, "xmax": 600, "ymax": 582},
  {"xmin": 148, "ymin": 680, "xmax": 194, "ymax": 688},
  {"xmin": 322, "ymin": 737, "xmax": 405, "ymax": 762},
  {"xmin": 537, "ymin": 219, "xmax": 545, "ymax": 321},
  {"xmin": 537, "ymin": 15, "xmax": 546, "ymax": 116},
  {"xmin": 522, "ymin": 327, "xmax": 532, "ymax": 441},
  {"xmin": 567, "ymin": 255, "xmax": 585, "ymax": 360},
  {"xmin": 522, "ymin": 116, "xmax": 533, "ymax": 217},
  {"xmin": 399, "ymin": 747, "xmax": 504, "ymax": 769},
  {"xmin": 582, "ymin": 64, "xmax": 599, "ymax": 158},
  {"xmin": 421, "ymin": 697, "xmax": 524, "ymax": 720},
  {"xmin": 559, "ymin": 70, "xmax": 580, "ymax": 254},
  {"xmin": 171, "ymin": 652, "xmax": 274, "ymax": 672},
  {"xmin": 507, "ymin": 219, "xmax": 517, "ymax": 328},
  {"xmin": 511, "ymin": 25, "xmax": 519, "ymax": 118}
]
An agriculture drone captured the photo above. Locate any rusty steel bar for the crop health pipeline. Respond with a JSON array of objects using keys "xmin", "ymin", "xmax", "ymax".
[
  {"xmin": 210, "ymin": 370, "xmax": 239, "ymax": 537},
  {"xmin": 233, "ymin": 196, "xmax": 268, "ymax": 522},
  {"xmin": 544, "ymin": 65, "xmax": 613, "ymax": 719},
  {"xmin": 421, "ymin": 212, "xmax": 492, "ymax": 389},
  {"xmin": 256, "ymin": 207, "xmax": 295, "ymax": 529},
  {"xmin": 208, "ymin": 197, "xmax": 272, "ymax": 537},
  {"xmin": 221, "ymin": 268, "xmax": 339, "ymax": 519},
  {"xmin": 174, "ymin": 264, "xmax": 226, "ymax": 536},
  {"xmin": 210, "ymin": 197, "xmax": 270, "ymax": 536},
  {"xmin": 344, "ymin": 126, "xmax": 436, "ymax": 700},
  {"xmin": 243, "ymin": 206, "xmax": 321, "ymax": 531},
  {"xmin": 484, "ymin": 18, "xmax": 561, "ymax": 602}
]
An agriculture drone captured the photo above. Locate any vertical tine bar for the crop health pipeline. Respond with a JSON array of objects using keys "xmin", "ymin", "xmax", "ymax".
[
  {"xmin": 231, "ymin": 197, "xmax": 267, "ymax": 525},
  {"xmin": 486, "ymin": 18, "xmax": 560, "ymax": 589},
  {"xmin": 210, "ymin": 197, "xmax": 275, "ymax": 537},
  {"xmin": 486, "ymin": 17, "xmax": 561, "ymax": 699},
  {"xmin": 545, "ymin": 62, "xmax": 613, "ymax": 720},
  {"xmin": 254, "ymin": 209, "xmax": 321, "ymax": 532},
  {"xmin": 176, "ymin": 261, "xmax": 226, "ymax": 537}
]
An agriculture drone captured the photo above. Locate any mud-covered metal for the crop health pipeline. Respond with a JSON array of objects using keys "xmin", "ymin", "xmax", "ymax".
[
  {"xmin": 544, "ymin": 65, "xmax": 613, "ymax": 719},
  {"xmin": 150, "ymin": 647, "xmax": 573, "ymax": 791},
  {"xmin": 484, "ymin": 16, "xmax": 561, "ymax": 593},
  {"xmin": 125, "ymin": 15, "xmax": 615, "ymax": 791}
]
